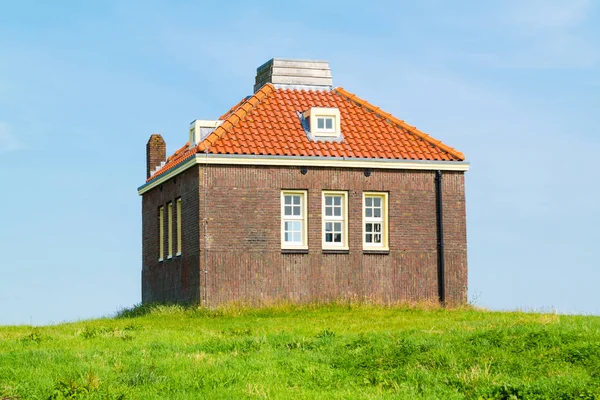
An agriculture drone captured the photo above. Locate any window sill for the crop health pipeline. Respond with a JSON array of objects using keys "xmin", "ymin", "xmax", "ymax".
[
  {"xmin": 322, "ymin": 249, "xmax": 349, "ymax": 254},
  {"xmin": 314, "ymin": 131, "xmax": 338, "ymax": 136},
  {"xmin": 363, "ymin": 249, "xmax": 390, "ymax": 255},
  {"xmin": 176, "ymin": 252, "xmax": 182, "ymax": 257},
  {"xmin": 281, "ymin": 248, "xmax": 309, "ymax": 254},
  {"xmin": 167, "ymin": 255, "xmax": 173, "ymax": 260},
  {"xmin": 158, "ymin": 258, "xmax": 164, "ymax": 262}
]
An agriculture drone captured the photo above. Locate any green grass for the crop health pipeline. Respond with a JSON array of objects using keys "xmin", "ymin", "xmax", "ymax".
[{"xmin": 2, "ymin": 302, "xmax": 600, "ymax": 399}]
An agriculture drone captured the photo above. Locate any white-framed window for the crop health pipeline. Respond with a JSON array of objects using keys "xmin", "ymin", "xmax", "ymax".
[
  {"xmin": 316, "ymin": 116, "xmax": 335, "ymax": 133},
  {"xmin": 322, "ymin": 191, "xmax": 348, "ymax": 250},
  {"xmin": 304, "ymin": 107, "xmax": 341, "ymax": 137},
  {"xmin": 159, "ymin": 206, "xmax": 164, "ymax": 261},
  {"xmin": 363, "ymin": 192, "xmax": 389, "ymax": 250},
  {"xmin": 167, "ymin": 202, "xmax": 173, "ymax": 259},
  {"xmin": 281, "ymin": 190, "xmax": 308, "ymax": 249},
  {"xmin": 176, "ymin": 198, "xmax": 182, "ymax": 256}
]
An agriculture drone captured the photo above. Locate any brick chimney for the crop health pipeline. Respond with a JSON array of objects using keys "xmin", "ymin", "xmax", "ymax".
[{"xmin": 146, "ymin": 134, "xmax": 166, "ymax": 179}]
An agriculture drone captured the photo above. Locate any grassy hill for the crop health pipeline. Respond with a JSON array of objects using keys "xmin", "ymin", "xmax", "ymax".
[{"xmin": 1, "ymin": 303, "xmax": 600, "ymax": 399}]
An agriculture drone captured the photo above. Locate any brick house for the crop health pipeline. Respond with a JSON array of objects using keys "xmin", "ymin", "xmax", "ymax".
[{"xmin": 138, "ymin": 59, "xmax": 469, "ymax": 307}]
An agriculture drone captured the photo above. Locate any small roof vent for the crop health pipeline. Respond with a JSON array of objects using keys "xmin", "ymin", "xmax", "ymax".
[{"xmin": 254, "ymin": 58, "xmax": 332, "ymax": 92}]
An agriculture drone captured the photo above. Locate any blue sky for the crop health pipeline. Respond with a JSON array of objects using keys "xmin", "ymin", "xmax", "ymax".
[{"xmin": 1, "ymin": 0, "xmax": 598, "ymax": 325}]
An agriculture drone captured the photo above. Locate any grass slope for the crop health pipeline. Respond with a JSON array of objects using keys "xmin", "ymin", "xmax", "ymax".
[{"xmin": 1, "ymin": 303, "xmax": 600, "ymax": 399}]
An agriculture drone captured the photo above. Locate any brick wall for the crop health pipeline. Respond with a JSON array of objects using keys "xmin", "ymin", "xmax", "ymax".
[
  {"xmin": 141, "ymin": 166, "xmax": 201, "ymax": 303},
  {"xmin": 141, "ymin": 164, "xmax": 467, "ymax": 306},
  {"xmin": 194, "ymin": 165, "xmax": 467, "ymax": 307}
]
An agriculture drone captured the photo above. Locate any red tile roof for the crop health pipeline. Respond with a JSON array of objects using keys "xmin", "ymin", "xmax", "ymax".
[{"xmin": 148, "ymin": 84, "xmax": 465, "ymax": 181}]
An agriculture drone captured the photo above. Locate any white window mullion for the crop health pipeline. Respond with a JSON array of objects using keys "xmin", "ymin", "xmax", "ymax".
[
  {"xmin": 363, "ymin": 193, "xmax": 388, "ymax": 250},
  {"xmin": 167, "ymin": 202, "xmax": 173, "ymax": 259},
  {"xmin": 176, "ymin": 198, "xmax": 182, "ymax": 256},
  {"xmin": 159, "ymin": 206, "xmax": 164, "ymax": 261},
  {"xmin": 281, "ymin": 190, "xmax": 308, "ymax": 249},
  {"xmin": 322, "ymin": 191, "xmax": 348, "ymax": 250}
]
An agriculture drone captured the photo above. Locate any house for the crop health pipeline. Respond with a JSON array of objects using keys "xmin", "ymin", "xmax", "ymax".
[{"xmin": 137, "ymin": 58, "xmax": 469, "ymax": 307}]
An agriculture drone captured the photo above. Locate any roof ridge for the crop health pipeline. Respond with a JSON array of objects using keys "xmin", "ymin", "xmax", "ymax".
[
  {"xmin": 334, "ymin": 87, "xmax": 465, "ymax": 161},
  {"xmin": 196, "ymin": 84, "xmax": 276, "ymax": 152},
  {"xmin": 219, "ymin": 96, "xmax": 250, "ymax": 120},
  {"xmin": 146, "ymin": 84, "xmax": 275, "ymax": 182}
]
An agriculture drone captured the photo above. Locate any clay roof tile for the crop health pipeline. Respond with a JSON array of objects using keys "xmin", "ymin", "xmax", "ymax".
[{"xmin": 147, "ymin": 84, "xmax": 465, "ymax": 182}]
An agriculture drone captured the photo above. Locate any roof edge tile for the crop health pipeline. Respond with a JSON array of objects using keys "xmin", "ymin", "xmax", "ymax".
[
  {"xmin": 334, "ymin": 87, "xmax": 465, "ymax": 161},
  {"xmin": 147, "ymin": 84, "xmax": 275, "ymax": 181},
  {"xmin": 196, "ymin": 84, "xmax": 275, "ymax": 153}
]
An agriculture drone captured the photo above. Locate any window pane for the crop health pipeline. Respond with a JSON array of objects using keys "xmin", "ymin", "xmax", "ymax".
[
  {"xmin": 334, "ymin": 222, "xmax": 342, "ymax": 232},
  {"xmin": 334, "ymin": 233, "xmax": 342, "ymax": 242},
  {"xmin": 366, "ymin": 208, "xmax": 372, "ymax": 218},
  {"xmin": 374, "ymin": 223, "xmax": 381, "ymax": 233},
  {"xmin": 283, "ymin": 192, "xmax": 306, "ymax": 246},
  {"xmin": 325, "ymin": 222, "xmax": 332, "ymax": 232},
  {"xmin": 317, "ymin": 118, "xmax": 324, "ymax": 129},
  {"xmin": 366, "ymin": 197, "xmax": 372, "ymax": 207},
  {"xmin": 374, "ymin": 234, "xmax": 381, "ymax": 243},
  {"xmin": 333, "ymin": 196, "xmax": 341, "ymax": 206},
  {"xmin": 325, "ymin": 118, "xmax": 333, "ymax": 129},
  {"xmin": 325, "ymin": 196, "xmax": 332, "ymax": 206},
  {"xmin": 366, "ymin": 224, "xmax": 372, "ymax": 232},
  {"xmin": 334, "ymin": 207, "xmax": 341, "ymax": 217},
  {"xmin": 374, "ymin": 208, "xmax": 381, "ymax": 218},
  {"xmin": 366, "ymin": 234, "xmax": 372, "ymax": 243},
  {"xmin": 293, "ymin": 232, "xmax": 301, "ymax": 243},
  {"xmin": 325, "ymin": 207, "xmax": 332, "ymax": 216},
  {"xmin": 374, "ymin": 197, "xmax": 381, "ymax": 207},
  {"xmin": 325, "ymin": 233, "xmax": 333, "ymax": 242}
]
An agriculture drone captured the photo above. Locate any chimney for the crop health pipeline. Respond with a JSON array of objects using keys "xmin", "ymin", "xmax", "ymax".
[
  {"xmin": 146, "ymin": 134, "xmax": 166, "ymax": 179},
  {"xmin": 254, "ymin": 58, "xmax": 332, "ymax": 93}
]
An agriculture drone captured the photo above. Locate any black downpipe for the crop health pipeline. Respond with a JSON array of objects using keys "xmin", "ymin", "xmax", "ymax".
[{"xmin": 435, "ymin": 170, "xmax": 446, "ymax": 306}]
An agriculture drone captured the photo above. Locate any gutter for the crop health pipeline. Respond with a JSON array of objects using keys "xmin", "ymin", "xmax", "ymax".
[{"xmin": 435, "ymin": 170, "xmax": 445, "ymax": 306}]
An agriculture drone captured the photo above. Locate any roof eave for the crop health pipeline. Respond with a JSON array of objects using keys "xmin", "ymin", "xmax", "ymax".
[{"xmin": 138, "ymin": 154, "xmax": 469, "ymax": 195}]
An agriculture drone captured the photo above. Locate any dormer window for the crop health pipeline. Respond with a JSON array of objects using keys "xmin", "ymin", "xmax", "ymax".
[
  {"xmin": 303, "ymin": 107, "xmax": 341, "ymax": 139},
  {"xmin": 316, "ymin": 116, "xmax": 335, "ymax": 133}
]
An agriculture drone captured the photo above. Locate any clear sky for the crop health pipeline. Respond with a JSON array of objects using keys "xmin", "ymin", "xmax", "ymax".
[{"xmin": 1, "ymin": 0, "xmax": 598, "ymax": 325}]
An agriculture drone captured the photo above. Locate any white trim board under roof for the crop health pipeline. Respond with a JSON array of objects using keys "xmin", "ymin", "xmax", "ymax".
[{"xmin": 138, "ymin": 154, "xmax": 470, "ymax": 195}]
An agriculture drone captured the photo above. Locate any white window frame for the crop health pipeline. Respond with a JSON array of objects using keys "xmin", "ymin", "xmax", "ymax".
[
  {"xmin": 322, "ymin": 191, "xmax": 348, "ymax": 250},
  {"xmin": 176, "ymin": 198, "xmax": 182, "ymax": 256},
  {"xmin": 304, "ymin": 107, "xmax": 341, "ymax": 137},
  {"xmin": 159, "ymin": 206, "xmax": 164, "ymax": 261},
  {"xmin": 363, "ymin": 192, "xmax": 389, "ymax": 250},
  {"xmin": 316, "ymin": 116, "xmax": 336, "ymax": 133},
  {"xmin": 167, "ymin": 202, "xmax": 173, "ymax": 259},
  {"xmin": 281, "ymin": 190, "xmax": 308, "ymax": 250}
]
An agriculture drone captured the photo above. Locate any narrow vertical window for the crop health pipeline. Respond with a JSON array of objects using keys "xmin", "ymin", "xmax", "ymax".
[
  {"xmin": 167, "ymin": 202, "xmax": 173, "ymax": 258},
  {"xmin": 281, "ymin": 190, "xmax": 308, "ymax": 249},
  {"xmin": 176, "ymin": 198, "xmax": 182, "ymax": 256},
  {"xmin": 322, "ymin": 191, "xmax": 348, "ymax": 250},
  {"xmin": 159, "ymin": 206, "xmax": 164, "ymax": 261},
  {"xmin": 363, "ymin": 192, "xmax": 389, "ymax": 250}
]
